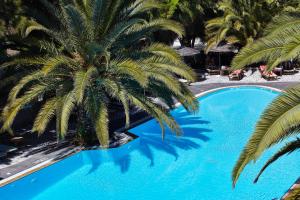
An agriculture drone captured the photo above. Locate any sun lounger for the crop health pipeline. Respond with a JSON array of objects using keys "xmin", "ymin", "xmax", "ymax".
[
  {"xmin": 10, "ymin": 136, "xmax": 24, "ymax": 145},
  {"xmin": 280, "ymin": 61, "xmax": 297, "ymax": 74},
  {"xmin": 207, "ymin": 67, "xmax": 220, "ymax": 75},
  {"xmin": 259, "ymin": 65, "xmax": 278, "ymax": 80},
  {"xmin": 229, "ymin": 69, "xmax": 244, "ymax": 81},
  {"xmin": 207, "ymin": 65, "xmax": 221, "ymax": 75},
  {"xmin": 283, "ymin": 66, "xmax": 297, "ymax": 75}
]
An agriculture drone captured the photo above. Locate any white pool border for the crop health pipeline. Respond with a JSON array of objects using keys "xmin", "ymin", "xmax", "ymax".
[
  {"xmin": 0, "ymin": 159, "xmax": 54, "ymax": 187},
  {"xmin": 173, "ymin": 84, "xmax": 282, "ymax": 107},
  {"xmin": 0, "ymin": 148, "xmax": 82, "ymax": 187}
]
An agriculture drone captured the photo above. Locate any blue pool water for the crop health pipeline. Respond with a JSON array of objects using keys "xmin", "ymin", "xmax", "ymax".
[{"xmin": 1, "ymin": 87, "xmax": 299, "ymax": 200}]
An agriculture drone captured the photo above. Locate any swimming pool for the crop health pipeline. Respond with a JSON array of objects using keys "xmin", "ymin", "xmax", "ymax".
[{"xmin": 1, "ymin": 86, "xmax": 299, "ymax": 200}]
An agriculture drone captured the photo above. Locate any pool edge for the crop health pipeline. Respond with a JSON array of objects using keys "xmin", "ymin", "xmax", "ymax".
[
  {"xmin": 0, "ymin": 147, "xmax": 83, "ymax": 187},
  {"xmin": 117, "ymin": 85, "xmax": 283, "ymax": 135}
]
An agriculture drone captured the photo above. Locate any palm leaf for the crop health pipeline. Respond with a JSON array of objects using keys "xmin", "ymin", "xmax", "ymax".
[
  {"xmin": 32, "ymin": 97, "xmax": 60, "ymax": 134},
  {"xmin": 74, "ymin": 67, "xmax": 97, "ymax": 103},
  {"xmin": 95, "ymin": 100, "xmax": 109, "ymax": 146},
  {"xmin": 254, "ymin": 138, "xmax": 300, "ymax": 183},
  {"xmin": 59, "ymin": 92, "xmax": 76, "ymax": 137},
  {"xmin": 232, "ymin": 84, "xmax": 300, "ymax": 186},
  {"xmin": 7, "ymin": 71, "xmax": 44, "ymax": 102},
  {"xmin": 1, "ymin": 84, "xmax": 48, "ymax": 132}
]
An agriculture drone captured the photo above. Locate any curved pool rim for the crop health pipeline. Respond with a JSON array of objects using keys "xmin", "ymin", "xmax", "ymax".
[
  {"xmin": 0, "ymin": 85, "xmax": 283, "ymax": 189},
  {"xmin": 122, "ymin": 85, "xmax": 283, "ymax": 136},
  {"xmin": 194, "ymin": 84, "xmax": 282, "ymax": 99}
]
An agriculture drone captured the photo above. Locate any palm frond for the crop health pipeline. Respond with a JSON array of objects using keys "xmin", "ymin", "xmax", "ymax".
[
  {"xmin": 232, "ymin": 84, "xmax": 300, "ymax": 186},
  {"xmin": 74, "ymin": 67, "xmax": 97, "ymax": 103},
  {"xmin": 95, "ymin": 100, "xmax": 109, "ymax": 146},
  {"xmin": 254, "ymin": 138, "xmax": 300, "ymax": 183},
  {"xmin": 41, "ymin": 56, "xmax": 77, "ymax": 74},
  {"xmin": 127, "ymin": 0, "xmax": 163, "ymax": 17},
  {"xmin": 146, "ymin": 19, "xmax": 185, "ymax": 37},
  {"xmin": 7, "ymin": 71, "xmax": 44, "ymax": 102},
  {"xmin": 111, "ymin": 59, "xmax": 149, "ymax": 87},
  {"xmin": 264, "ymin": 12, "xmax": 300, "ymax": 36},
  {"xmin": 64, "ymin": 4, "xmax": 93, "ymax": 44},
  {"xmin": 59, "ymin": 92, "xmax": 76, "ymax": 138},
  {"xmin": 23, "ymin": 20, "xmax": 50, "ymax": 37},
  {"xmin": 32, "ymin": 97, "xmax": 60, "ymax": 134},
  {"xmin": 101, "ymin": 18, "xmax": 145, "ymax": 48},
  {"xmin": 92, "ymin": 0, "xmax": 108, "ymax": 36},
  {"xmin": 1, "ymin": 84, "xmax": 48, "ymax": 132}
]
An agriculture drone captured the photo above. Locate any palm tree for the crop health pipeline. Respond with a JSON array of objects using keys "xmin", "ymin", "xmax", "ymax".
[
  {"xmin": 231, "ymin": 11, "xmax": 300, "ymax": 199},
  {"xmin": 170, "ymin": 0, "xmax": 205, "ymax": 47},
  {"xmin": 231, "ymin": 11, "xmax": 300, "ymax": 69},
  {"xmin": 155, "ymin": 0, "xmax": 215, "ymax": 47},
  {"xmin": 0, "ymin": 0, "xmax": 198, "ymax": 146},
  {"xmin": 205, "ymin": 0, "xmax": 274, "ymax": 52}
]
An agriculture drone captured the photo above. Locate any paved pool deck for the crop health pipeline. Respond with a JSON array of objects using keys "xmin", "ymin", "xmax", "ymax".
[{"xmin": 0, "ymin": 81, "xmax": 298, "ymax": 187}]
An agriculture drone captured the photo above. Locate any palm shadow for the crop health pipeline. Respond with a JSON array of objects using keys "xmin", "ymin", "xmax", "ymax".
[{"xmin": 86, "ymin": 111, "xmax": 212, "ymax": 174}]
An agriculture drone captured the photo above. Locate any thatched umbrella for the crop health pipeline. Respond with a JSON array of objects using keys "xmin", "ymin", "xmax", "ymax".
[
  {"xmin": 176, "ymin": 47, "xmax": 201, "ymax": 57},
  {"xmin": 208, "ymin": 44, "xmax": 238, "ymax": 67}
]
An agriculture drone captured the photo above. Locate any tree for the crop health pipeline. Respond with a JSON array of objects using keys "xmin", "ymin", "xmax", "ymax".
[
  {"xmin": 231, "ymin": 11, "xmax": 300, "ymax": 199},
  {"xmin": 171, "ymin": 0, "xmax": 210, "ymax": 47},
  {"xmin": 0, "ymin": 0, "xmax": 198, "ymax": 146},
  {"xmin": 231, "ymin": 11, "xmax": 300, "ymax": 69},
  {"xmin": 205, "ymin": 0, "xmax": 275, "ymax": 52},
  {"xmin": 154, "ymin": 0, "xmax": 216, "ymax": 47}
]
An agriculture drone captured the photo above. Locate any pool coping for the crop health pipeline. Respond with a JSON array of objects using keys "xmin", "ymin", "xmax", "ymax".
[
  {"xmin": 0, "ymin": 84, "xmax": 297, "ymax": 199},
  {"xmin": 0, "ymin": 147, "xmax": 83, "ymax": 187}
]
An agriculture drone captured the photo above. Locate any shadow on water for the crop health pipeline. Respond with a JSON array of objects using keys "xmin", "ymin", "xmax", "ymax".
[
  {"xmin": 86, "ymin": 112, "xmax": 212, "ymax": 174},
  {"xmin": 87, "ymin": 152, "xmax": 103, "ymax": 174}
]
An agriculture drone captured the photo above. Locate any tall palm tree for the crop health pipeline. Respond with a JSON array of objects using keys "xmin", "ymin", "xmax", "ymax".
[
  {"xmin": 0, "ymin": 0, "xmax": 198, "ymax": 146},
  {"xmin": 205, "ymin": 0, "xmax": 274, "ymax": 52},
  {"xmin": 231, "ymin": 11, "xmax": 300, "ymax": 199}
]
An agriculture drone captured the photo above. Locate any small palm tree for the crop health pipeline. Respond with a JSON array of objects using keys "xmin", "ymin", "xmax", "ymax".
[
  {"xmin": 171, "ymin": 0, "xmax": 205, "ymax": 47},
  {"xmin": 231, "ymin": 11, "xmax": 300, "ymax": 199},
  {"xmin": 154, "ymin": 0, "xmax": 205, "ymax": 47},
  {"xmin": 0, "ymin": 0, "xmax": 198, "ymax": 146},
  {"xmin": 205, "ymin": 0, "xmax": 273, "ymax": 52}
]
